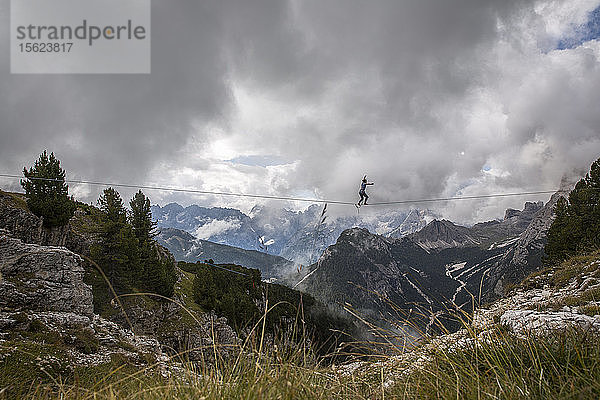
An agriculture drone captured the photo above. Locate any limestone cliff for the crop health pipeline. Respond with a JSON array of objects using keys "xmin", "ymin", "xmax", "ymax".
[{"xmin": 0, "ymin": 229, "xmax": 93, "ymax": 316}]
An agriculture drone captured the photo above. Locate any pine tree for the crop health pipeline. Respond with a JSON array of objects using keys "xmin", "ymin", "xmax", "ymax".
[
  {"xmin": 193, "ymin": 269, "xmax": 217, "ymax": 310},
  {"xmin": 129, "ymin": 190, "xmax": 157, "ymax": 242},
  {"xmin": 142, "ymin": 243, "xmax": 176, "ymax": 297},
  {"xmin": 21, "ymin": 151, "xmax": 76, "ymax": 227},
  {"xmin": 546, "ymin": 158, "xmax": 600, "ymax": 262},
  {"xmin": 98, "ymin": 187, "xmax": 127, "ymax": 225},
  {"xmin": 128, "ymin": 190, "xmax": 176, "ymax": 297},
  {"xmin": 92, "ymin": 187, "xmax": 141, "ymax": 292}
]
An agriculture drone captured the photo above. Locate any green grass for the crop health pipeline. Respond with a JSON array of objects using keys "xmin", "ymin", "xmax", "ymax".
[
  {"xmin": 579, "ymin": 304, "xmax": 600, "ymax": 317},
  {"xmin": 517, "ymin": 251, "xmax": 600, "ymax": 294},
  {"xmin": 517, "ymin": 267, "xmax": 552, "ymax": 291},
  {"xmin": 563, "ymin": 287, "xmax": 600, "ymax": 307},
  {"xmin": 0, "ymin": 340, "xmax": 163, "ymax": 400},
  {"xmin": 173, "ymin": 270, "xmax": 206, "ymax": 324}
]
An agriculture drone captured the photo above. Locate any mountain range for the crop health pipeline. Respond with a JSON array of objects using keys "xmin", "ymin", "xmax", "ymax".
[
  {"xmin": 295, "ymin": 187, "xmax": 569, "ymax": 332},
  {"xmin": 152, "ymin": 203, "xmax": 436, "ymax": 265}
]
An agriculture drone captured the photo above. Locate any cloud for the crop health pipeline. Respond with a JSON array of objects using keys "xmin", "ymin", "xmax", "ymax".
[
  {"xmin": 193, "ymin": 219, "xmax": 242, "ymax": 240},
  {"xmin": 0, "ymin": 1, "xmax": 232, "ymax": 194},
  {"xmin": 1, "ymin": 0, "xmax": 600, "ymax": 225},
  {"xmin": 227, "ymin": 155, "xmax": 289, "ymax": 167}
]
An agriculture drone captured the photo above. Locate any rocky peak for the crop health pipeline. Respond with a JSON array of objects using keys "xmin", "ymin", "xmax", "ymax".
[
  {"xmin": 409, "ymin": 219, "xmax": 478, "ymax": 250},
  {"xmin": 335, "ymin": 227, "xmax": 392, "ymax": 253},
  {"xmin": 504, "ymin": 201, "xmax": 543, "ymax": 221},
  {"xmin": 388, "ymin": 209, "xmax": 433, "ymax": 238},
  {"xmin": 337, "ymin": 227, "xmax": 371, "ymax": 242},
  {"xmin": 504, "ymin": 208, "xmax": 521, "ymax": 220},
  {"xmin": 523, "ymin": 201, "xmax": 544, "ymax": 214}
]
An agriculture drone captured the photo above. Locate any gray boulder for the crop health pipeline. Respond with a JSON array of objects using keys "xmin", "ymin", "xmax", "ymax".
[{"xmin": 0, "ymin": 229, "xmax": 94, "ymax": 316}]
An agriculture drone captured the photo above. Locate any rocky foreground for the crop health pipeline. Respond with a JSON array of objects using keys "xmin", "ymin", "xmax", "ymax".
[{"xmin": 0, "ymin": 226, "xmax": 240, "ymax": 378}]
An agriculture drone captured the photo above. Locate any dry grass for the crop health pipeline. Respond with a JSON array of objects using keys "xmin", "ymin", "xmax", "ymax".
[{"xmin": 4, "ymin": 313, "xmax": 600, "ymax": 400}]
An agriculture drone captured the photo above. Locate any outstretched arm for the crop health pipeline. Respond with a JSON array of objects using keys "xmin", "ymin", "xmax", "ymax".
[{"xmin": 367, "ymin": 182, "xmax": 374, "ymax": 185}]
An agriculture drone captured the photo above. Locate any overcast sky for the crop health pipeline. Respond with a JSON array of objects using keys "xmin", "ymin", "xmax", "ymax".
[{"xmin": 1, "ymin": 0, "xmax": 600, "ymax": 224}]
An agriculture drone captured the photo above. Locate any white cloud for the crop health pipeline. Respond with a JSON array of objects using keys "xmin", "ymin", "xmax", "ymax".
[
  {"xmin": 534, "ymin": 0, "xmax": 599, "ymax": 38},
  {"xmin": 193, "ymin": 219, "xmax": 242, "ymax": 240}
]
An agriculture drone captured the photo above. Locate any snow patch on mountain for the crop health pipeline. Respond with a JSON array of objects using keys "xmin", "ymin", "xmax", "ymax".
[
  {"xmin": 403, "ymin": 273, "xmax": 433, "ymax": 305},
  {"xmin": 488, "ymin": 237, "xmax": 519, "ymax": 250}
]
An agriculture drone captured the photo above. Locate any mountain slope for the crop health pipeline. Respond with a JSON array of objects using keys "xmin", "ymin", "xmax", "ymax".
[
  {"xmin": 296, "ymin": 228, "xmax": 507, "ymax": 328},
  {"xmin": 156, "ymin": 227, "xmax": 297, "ymax": 280},
  {"xmin": 485, "ymin": 190, "xmax": 570, "ymax": 298}
]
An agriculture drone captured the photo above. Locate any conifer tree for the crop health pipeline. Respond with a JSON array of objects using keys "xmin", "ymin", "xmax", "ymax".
[
  {"xmin": 546, "ymin": 157, "xmax": 600, "ymax": 262},
  {"xmin": 21, "ymin": 151, "xmax": 76, "ymax": 227},
  {"xmin": 128, "ymin": 190, "xmax": 176, "ymax": 297},
  {"xmin": 129, "ymin": 190, "xmax": 157, "ymax": 242},
  {"xmin": 92, "ymin": 187, "xmax": 141, "ymax": 292},
  {"xmin": 143, "ymin": 245, "xmax": 176, "ymax": 297}
]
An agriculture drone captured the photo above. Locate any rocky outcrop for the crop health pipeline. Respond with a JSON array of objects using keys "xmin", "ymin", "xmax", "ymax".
[
  {"xmin": 501, "ymin": 308, "xmax": 600, "ymax": 334},
  {"xmin": 0, "ymin": 309, "xmax": 174, "ymax": 374},
  {"xmin": 0, "ymin": 229, "xmax": 94, "ymax": 316},
  {"xmin": 474, "ymin": 257, "xmax": 600, "ymax": 336},
  {"xmin": 409, "ymin": 220, "xmax": 479, "ymax": 250},
  {"xmin": 0, "ymin": 193, "xmax": 239, "ymax": 365},
  {"xmin": 0, "ymin": 192, "xmax": 49, "ymax": 245},
  {"xmin": 501, "ymin": 201, "xmax": 543, "ymax": 232},
  {"xmin": 0, "ymin": 192, "xmax": 92, "ymax": 254}
]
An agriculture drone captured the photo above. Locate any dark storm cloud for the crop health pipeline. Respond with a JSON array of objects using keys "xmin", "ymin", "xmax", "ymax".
[
  {"xmin": 0, "ymin": 1, "xmax": 231, "ymax": 191},
  {"xmin": 1, "ymin": 0, "xmax": 599, "ymax": 223}
]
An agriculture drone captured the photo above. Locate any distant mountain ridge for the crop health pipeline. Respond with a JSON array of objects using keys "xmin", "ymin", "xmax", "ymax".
[
  {"xmin": 152, "ymin": 203, "xmax": 437, "ymax": 264},
  {"xmin": 408, "ymin": 202, "xmax": 543, "ymax": 251}
]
